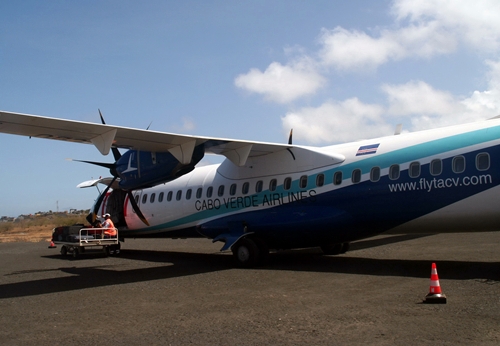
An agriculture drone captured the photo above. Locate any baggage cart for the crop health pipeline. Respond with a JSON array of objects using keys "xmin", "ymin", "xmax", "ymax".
[{"xmin": 51, "ymin": 226, "xmax": 120, "ymax": 258}]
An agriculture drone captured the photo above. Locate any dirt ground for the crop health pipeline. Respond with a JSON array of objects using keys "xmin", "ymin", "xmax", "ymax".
[
  {"xmin": 0, "ymin": 224, "xmax": 54, "ymax": 243},
  {"xmin": 0, "ymin": 232, "xmax": 499, "ymax": 345}
]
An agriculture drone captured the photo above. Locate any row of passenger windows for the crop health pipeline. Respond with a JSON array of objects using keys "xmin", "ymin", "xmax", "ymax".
[{"xmin": 135, "ymin": 153, "xmax": 491, "ymax": 205}]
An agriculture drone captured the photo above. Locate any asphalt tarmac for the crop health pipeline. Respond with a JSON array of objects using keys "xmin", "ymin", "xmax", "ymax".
[{"xmin": 0, "ymin": 232, "xmax": 499, "ymax": 345}]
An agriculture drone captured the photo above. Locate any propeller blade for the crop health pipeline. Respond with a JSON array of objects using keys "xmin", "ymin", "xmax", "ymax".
[
  {"xmin": 98, "ymin": 108, "xmax": 106, "ymax": 125},
  {"xmin": 70, "ymin": 159, "xmax": 116, "ymax": 170},
  {"xmin": 127, "ymin": 191, "xmax": 150, "ymax": 226}
]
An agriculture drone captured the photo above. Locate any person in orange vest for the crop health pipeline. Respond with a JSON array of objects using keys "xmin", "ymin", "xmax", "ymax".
[{"xmin": 101, "ymin": 213, "xmax": 117, "ymax": 238}]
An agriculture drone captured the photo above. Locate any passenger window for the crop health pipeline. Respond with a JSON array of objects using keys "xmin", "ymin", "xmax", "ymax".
[
  {"xmin": 242, "ymin": 182, "xmax": 249, "ymax": 195},
  {"xmin": 430, "ymin": 159, "xmax": 442, "ymax": 176},
  {"xmin": 284, "ymin": 177, "xmax": 292, "ymax": 190},
  {"xmin": 452, "ymin": 156, "xmax": 465, "ymax": 173},
  {"xmin": 334, "ymin": 171, "xmax": 342, "ymax": 185},
  {"xmin": 159, "ymin": 192, "xmax": 164, "ymax": 203},
  {"xmin": 135, "ymin": 195, "xmax": 139, "ymax": 204},
  {"xmin": 142, "ymin": 194, "xmax": 148, "ymax": 204},
  {"xmin": 476, "ymin": 153, "xmax": 490, "ymax": 171},
  {"xmin": 176, "ymin": 190, "xmax": 182, "ymax": 201},
  {"xmin": 186, "ymin": 189, "xmax": 192, "ymax": 200},
  {"xmin": 206, "ymin": 186, "xmax": 213, "ymax": 198},
  {"xmin": 230, "ymin": 184, "xmax": 237, "ymax": 196},
  {"xmin": 370, "ymin": 167, "xmax": 380, "ymax": 182},
  {"xmin": 167, "ymin": 191, "xmax": 173, "ymax": 202},
  {"xmin": 352, "ymin": 169, "xmax": 361, "ymax": 183},
  {"xmin": 299, "ymin": 175, "xmax": 308, "ymax": 189},
  {"xmin": 196, "ymin": 188, "xmax": 203, "ymax": 199},
  {"xmin": 255, "ymin": 180, "xmax": 263, "ymax": 193},
  {"xmin": 316, "ymin": 174, "xmax": 325, "ymax": 187},
  {"xmin": 218, "ymin": 185, "xmax": 225, "ymax": 197},
  {"xmin": 409, "ymin": 162, "xmax": 420, "ymax": 178},
  {"xmin": 389, "ymin": 165, "xmax": 400, "ymax": 180},
  {"xmin": 269, "ymin": 179, "xmax": 277, "ymax": 192},
  {"xmin": 150, "ymin": 193, "xmax": 156, "ymax": 203}
]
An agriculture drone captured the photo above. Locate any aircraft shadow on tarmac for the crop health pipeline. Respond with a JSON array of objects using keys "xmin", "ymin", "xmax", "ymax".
[{"xmin": 0, "ymin": 234, "xmax": 498, "ymax": 299}]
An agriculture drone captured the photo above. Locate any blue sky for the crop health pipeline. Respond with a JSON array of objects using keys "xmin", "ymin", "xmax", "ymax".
[{"xmin": 1, "ymin": 0, "xmax": 500, "ymax": 217}]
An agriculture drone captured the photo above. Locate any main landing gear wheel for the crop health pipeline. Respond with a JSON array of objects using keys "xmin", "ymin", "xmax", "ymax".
[
  {"xmin": 321, "ymin": 242, "xmax": 350, "ymax": 255},
  {"xmin": 232, "ymin": 238, "xmax": 259, "ymax": 267}
]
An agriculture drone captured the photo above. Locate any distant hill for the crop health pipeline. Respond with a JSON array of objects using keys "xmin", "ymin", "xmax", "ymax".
[{"xmin": 0, "ymin": 211, "xmax": 89, "ymax": 243}]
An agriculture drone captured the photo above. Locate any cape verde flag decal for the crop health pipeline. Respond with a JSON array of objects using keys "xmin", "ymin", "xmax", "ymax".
[{"xmin": 356, "ymin": 143, "xmax": 380, "ymax": 156}]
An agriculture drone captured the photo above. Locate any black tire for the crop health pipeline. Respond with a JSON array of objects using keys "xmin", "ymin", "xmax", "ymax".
[
  {"xmin": 60, "ymin": 245, "xmax": 67, "ymax": 256},
  {"xmin": 232, "ymin": 238, "xmax": 259, "ymax": 267},
  {"xmin": 110, "ymin": 242, "xmax": 121, "ymax": 256},
  {"xmin": 103, "ymin": 246, "xmax": 110, "ymax": 257},
  {"xmin": 72, "ymin": 247, "xmax": 80, "ymax": 259}
]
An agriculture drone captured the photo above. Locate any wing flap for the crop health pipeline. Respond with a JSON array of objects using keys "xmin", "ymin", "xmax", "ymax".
[{"xmin": 0, "ymin": 110, "xmax": 292, "ymax": 161}]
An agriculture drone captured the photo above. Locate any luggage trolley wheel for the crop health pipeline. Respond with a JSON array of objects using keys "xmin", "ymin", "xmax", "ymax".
[{"xmin": 72, "ymin": 246, "xmax": 80, "ymax": 259}]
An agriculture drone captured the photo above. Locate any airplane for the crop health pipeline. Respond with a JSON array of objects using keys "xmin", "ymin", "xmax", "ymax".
[{"xmin": 1, "ymin": 110, "xmax": 499, "ymax": 266}]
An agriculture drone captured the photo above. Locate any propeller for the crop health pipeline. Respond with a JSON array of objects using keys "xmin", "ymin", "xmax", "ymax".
[{"xmin": 82, "ymin": 110, "xmax": 150, "ymax": 226}]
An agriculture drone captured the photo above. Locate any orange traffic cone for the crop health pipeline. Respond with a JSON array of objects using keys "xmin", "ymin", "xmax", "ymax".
[
  {"xmin": 48, "ymin": 240, "xmax": 57, "ymax": 249},
  {"xmin": 423, "ymin": 262, "xmax": 446, "ymax": 304}
]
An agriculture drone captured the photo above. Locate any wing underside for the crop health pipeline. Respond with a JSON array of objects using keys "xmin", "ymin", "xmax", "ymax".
[{"xmin": 0, "ymin": 110, "xmax": 292, "ymax": 166}]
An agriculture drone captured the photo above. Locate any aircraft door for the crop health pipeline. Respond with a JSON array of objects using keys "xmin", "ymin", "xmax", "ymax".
[{"xmin": 104, "ymin": 189, "xmax": 127, "ymax": 227}]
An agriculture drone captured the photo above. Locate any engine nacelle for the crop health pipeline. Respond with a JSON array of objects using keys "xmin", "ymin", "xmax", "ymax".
[{"xmin": 114, "ymin": 145, "xmax": 204, "ymax": 190}]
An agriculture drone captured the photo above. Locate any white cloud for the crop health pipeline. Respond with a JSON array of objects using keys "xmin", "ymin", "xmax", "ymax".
[
  {"xmin": 318, "ymin": 17, "xmax": 456, "ymax": 72},
  {"xmin": 318, "ymin": 27, "xmax": 405, "ymax": 71},
  {"xmin": 236, "ymin": 1, "xmax": 500, "ymax": 104},
  {"xmin": 281, "ymin": 59, "xmax": 500, "ymax": 144},
  {"xmin": 319, "ymin": 0, "xmax": 500, "ymax": 72},
  {"xmin": 383, "ymin": 80, "xmax": 460, "ymax": 117},
  {"xmin": 381, "ymin": 61, "xmax": 500, "ymax": 131},
  {"xmin": 393, "ymin": 0, "xmax": 500, "ymax": 52},
  {"xmin": 281, "ymin": 98, "xmax": 391, "ymax": 144},
  {"xmin": 237, "ymin": 1, "xmax": 500, "ymax": 144},
  {"xmin": 234, "ymin": 60, "xmax": 325, "ymax": 104},
  {"xmin": 171, "ymin": 117, "xmax": 196, "ymax": 133},
  {"xmin": 460, "ymin": 59, "xmax": 500, "ymax": 117}
]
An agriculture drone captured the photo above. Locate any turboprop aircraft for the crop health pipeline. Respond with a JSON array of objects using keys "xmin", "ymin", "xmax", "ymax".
[{"xmin": 1, "ymin": 110, "xmax": 499, "ymax": 266}]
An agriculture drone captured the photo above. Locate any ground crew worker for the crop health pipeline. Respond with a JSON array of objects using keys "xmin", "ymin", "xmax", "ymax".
[{"xmin": 101, "ymin": 213, "xmax": 117, "ymax": 238}]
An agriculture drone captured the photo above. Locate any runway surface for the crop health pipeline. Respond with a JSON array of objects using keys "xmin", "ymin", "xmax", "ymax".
[{"xmin": 0, "ymin": 232, "xmax": 499, "ymax": 345}]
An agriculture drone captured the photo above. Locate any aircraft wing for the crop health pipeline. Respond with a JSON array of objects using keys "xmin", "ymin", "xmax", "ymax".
[{"xmin": 0, "ymin": 110, "xmax": 291, "ymax": 166}]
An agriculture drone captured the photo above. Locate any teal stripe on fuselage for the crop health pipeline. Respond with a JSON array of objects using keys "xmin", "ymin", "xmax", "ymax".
[
  {"xmin": 133, "ymin": 124, "xmax": 500, "ymax": 233},
  {"xmin": 335, "ymin": 124, "xmax": 500, "ymax": 175}
]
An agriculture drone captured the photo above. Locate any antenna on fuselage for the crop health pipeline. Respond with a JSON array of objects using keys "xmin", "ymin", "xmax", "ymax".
[
  {"xmin": 288, "ymin": 129, "xmax": 293, "ymax": 145},
  {"xmin": 394, "ymin": 124, "xmax": 402, "ymax": 135}
]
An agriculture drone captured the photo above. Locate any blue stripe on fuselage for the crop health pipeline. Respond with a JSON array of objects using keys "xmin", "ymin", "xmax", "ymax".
[{"xmin": 123, "ymin": 125, "xmax": 500, "ymax": 239}]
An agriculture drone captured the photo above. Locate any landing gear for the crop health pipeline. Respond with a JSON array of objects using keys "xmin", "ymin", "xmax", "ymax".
[
  {"xmin": 321, "ymin": 242, "xmax": 350, "ymax": 255},
  {"xmin": 232, "ymin": 237, "xmax": 269, "ymax": 267}
]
